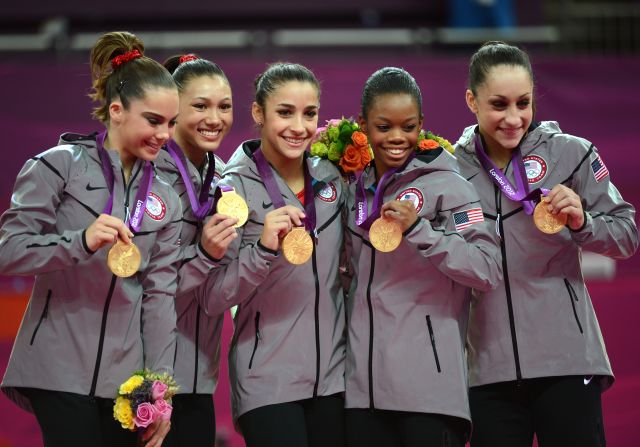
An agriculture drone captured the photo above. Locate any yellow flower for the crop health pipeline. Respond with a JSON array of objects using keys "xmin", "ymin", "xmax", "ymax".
[
  {"xmin": 119, "ymin": 374, "xmax": 144, "ymax": 395},
  {"xmin": 113, "ymin": 396, "xmax": 134, "ymax": 430}
]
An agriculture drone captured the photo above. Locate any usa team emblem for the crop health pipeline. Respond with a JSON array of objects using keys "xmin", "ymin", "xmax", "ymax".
[
  {"xmin": 145, "ymin": 192, "xmax": 166, "ymax": 221},
  {"xmin": 316, "ymin": 182, "xmax": 337, "ymax": 202},
  {"xmin": 395, "ymin": 187, "xmax": 424, "ymax": 213},
  {"xmin": 523, "ymin": 155, "xmax": 547, "ymax": 184},
  {"xmin": 591, "ymin": 154, "xmax": 609, "ymax": 182},
  {"xmin": 453, "ymin": 208, "xmax": 484, "ymax": 231}
]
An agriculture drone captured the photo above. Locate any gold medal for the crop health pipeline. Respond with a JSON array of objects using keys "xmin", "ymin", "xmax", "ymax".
[
  {"xmin": 533, "ymin": 198, "xmax": 567, "ymax": 234},
  {"xmin": 216, "ymin": 188, "xmax": 249, "ymax": 228},
  {"xmin": 107, "ymin": 239, "xmax": 142, "ymax": 278},
  {"xmin": 369, "ymin": 217, "xmax": 402, "ymax": 252},
  {"xmin": 281, "ymin": 227, "xmax": 314, "ymax": 265}
]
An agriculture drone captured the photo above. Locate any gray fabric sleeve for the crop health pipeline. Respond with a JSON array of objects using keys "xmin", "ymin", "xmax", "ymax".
[
  {"xmin": 193, "ymin": 174, "xmax": 279, "ymax": 317},
  {"xmin": 568, "ymin": 144, "xmax": 638, "ymax": 259},
  {"xmin": 0, "ymin": 150, "xmax": 94, "ymax": 276},
  {"xmin": 404, "ymin": 176, "xmax": 502, "ymax": 292}
]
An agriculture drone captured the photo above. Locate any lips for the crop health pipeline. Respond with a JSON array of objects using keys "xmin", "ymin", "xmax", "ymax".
[
  {"xmin": 282, "ymin": 136, "xmax": 306, "ymax": 147},
  {"xmin": 198, "ymin": 128, "xmax": 221, "ymax": 140}
]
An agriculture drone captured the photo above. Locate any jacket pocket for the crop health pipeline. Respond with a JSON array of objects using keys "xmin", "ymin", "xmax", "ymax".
[
  {"xmin": 30, "ymin": 289, "xmax": 52, "ymax": 345},
  {"xmin": 563, "ymin": 279, "xmax": 584, "ymax": 334},
  {"xmin": 248, "ymin": 311, "xmax": 261, "ymax": 369},
  {"xmin": 426, "ymin": 315, "xmax": 442, "ymax": 373}
]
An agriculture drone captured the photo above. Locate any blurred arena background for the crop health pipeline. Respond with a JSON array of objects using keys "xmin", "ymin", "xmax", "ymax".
[{"xmin": 0, "ymin": 0, "xmax": 638, "ymax": 445}]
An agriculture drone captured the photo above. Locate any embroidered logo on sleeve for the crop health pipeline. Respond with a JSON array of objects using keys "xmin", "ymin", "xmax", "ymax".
[
  {"xmin": 395, "ymin": 187, "xmax": 424, "ymax": 213},
  {"xmin": 145, "ymin": 192, "xmax": 167, "ymax": 221},
  {"xmin": 591, "ymin": 154, "xmax": 609, "ymax": 182},
  {"xmin": 316, "ymin": 182, "xmax": 338, "ymax": 203},
  {"xmin": 453, "ymin": 208, "xmax": 484, "ymax": 231},
  {"xmin": 523, "ymin": 155, "xmax": 547, "ymax": 184}
]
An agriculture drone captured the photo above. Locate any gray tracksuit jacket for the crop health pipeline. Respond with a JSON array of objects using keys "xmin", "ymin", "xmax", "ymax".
[
  {"xmin": 200, "ymin": 139, "xmax": 347, "ymax": 421},
  {"xmin": 455, "ymin": 122, "xmax": 638, "ymax": 389},
  {"xmin": 155, "ymin": 147, "xmax": 226, "ymax": 395},
  {"xmin": 345, "ymin": 148, "xmax": 502, "ymax": 424},
  {"xmin": 0, "ymin": 132, "xmax": 182, "ymax": 411}
]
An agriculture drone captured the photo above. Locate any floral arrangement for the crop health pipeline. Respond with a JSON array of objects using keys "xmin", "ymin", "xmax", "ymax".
[
  {"xmin": 310, "ymin": 118, "xmax": 373, "ymax": 174},
  {"xmin": 310, "ymin": 118, "xmax": 454, "ymax": 174},
  {"xmin": 113, "ymin": 370, "xmax": 178, "ymax": 431}
]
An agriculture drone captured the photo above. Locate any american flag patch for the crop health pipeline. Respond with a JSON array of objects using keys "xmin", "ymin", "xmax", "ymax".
[
  {"xmin": 453, "ymin": 207, "xmax": 484, "ymax": 231},
  {"xmin": 591, "ymin": 154, "xmax": 609, "ymax": 182}
]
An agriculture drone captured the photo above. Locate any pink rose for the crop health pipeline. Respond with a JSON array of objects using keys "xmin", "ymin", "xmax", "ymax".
[
  {"xmin": 154, "ymin": 398, "xmax": 173, "ymax": 421},
  {"xmin": 151, "ymin": 380, "xmax": 168, "ymax": 401},
  {"xmin": 326, "ymin": 119, "xmax": 342, "ymax": 127},
  {"xmin": 134, "ymin": 402, "xmax": 158, "ymax": 428}
]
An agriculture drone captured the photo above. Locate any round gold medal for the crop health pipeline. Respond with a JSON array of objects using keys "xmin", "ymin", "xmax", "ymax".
[
  {"xmin": 282, "ymin": 227, "xmax": 314, "ymax": 265},
  {"xmin": 107, "ymin": 239, "xmax": 142, "ymax": 278},
  {"xmin": 216, "ymin": 189, "xmax": 249, "ymax": 228},
  {"xmin": 369, "ymin": 217, "xmax": 402, "ymax": 252},
  {"xmin": 533, "ymin": 200, "xmax": 567, "ymax": 234}
]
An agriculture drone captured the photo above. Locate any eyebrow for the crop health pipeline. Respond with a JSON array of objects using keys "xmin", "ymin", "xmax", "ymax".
[
  {"xmin": 143, "ymin": 111, "xmax": 179, "ymax": 121},
  {"xmin": 490, "ymin": 93, "xmax": 532, "ymax": 99},
  {"xmin": 276, "ymin": 103, "xmax": 318, "ymax": 109}
]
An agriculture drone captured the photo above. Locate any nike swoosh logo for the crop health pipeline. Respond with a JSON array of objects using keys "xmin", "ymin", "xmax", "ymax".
[
  {"xmin": 262, "ymin": 201, "xmax": 272, "ymax": 209},
  {"xmin": 86, "ymin": 183, "xmax": 107, "ymax": 191},
  {"xmin": 584, "ymin": 376, "xmax": 593, "ymax": 385}
]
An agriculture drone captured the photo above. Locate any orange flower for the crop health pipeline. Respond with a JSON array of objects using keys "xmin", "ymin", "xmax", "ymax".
[
  {"xmin": 418, "ymin": 139, "xmax": 440, "ymax": 151},
  {"xmin": 360, "ymin": 146, "xmax": 372, "ymax": 166},
  {"xmin": 351, "ymin": 131, "xmax": 369, "ymax": 149},
  {"xmin": 339, "ymin": 144, "xmax": 362, "ymax": 173}
]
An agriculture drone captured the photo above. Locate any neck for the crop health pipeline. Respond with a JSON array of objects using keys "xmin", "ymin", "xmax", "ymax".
[
  {"xmin": 373, "ymin": 160, "xmax": 390, "ymax": 182},
  {"xmin": 261, "ymin": 144, "xmax": 305, "ymax": 193},
  {"xmin": 104, "ymin": 131, "xmax": 135, "ymax": 182},
  {"xmin": 479, "ymin": 131, "xmax": 513, "ymax": 170},
  {"xmin": 175, "ymin": 134, "xmax": 207, "ymax": 169}
]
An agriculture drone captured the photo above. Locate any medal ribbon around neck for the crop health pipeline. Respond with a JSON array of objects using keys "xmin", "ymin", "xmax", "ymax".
[
  {"xmin": 355, "ymin": 152, "xmax": 416, "ymax": 230},
  {"xmin": 165, "ymin": 139, "xmax": 217, "ymax": 220},
  {"xmin": 253, "ymin": 149, "xmax": 317, "ymax": 234},
  {"xmin": 96, "ymin": 131, "xmax": 154, "ymax": 232},
  {"xmin": 473, "ymin": 132, "xmax": 548, "ymax": 215}
]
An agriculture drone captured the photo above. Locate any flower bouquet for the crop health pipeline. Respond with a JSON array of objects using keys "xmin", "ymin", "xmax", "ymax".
[
  {"xmin": 310, "ymin": 118, "xmax": 373, "ymax": 175},
  {"xmin": 113, "ymin": 370, "xmax": 178, "ymax": 432},
  {"xmin": 417, "ymin": 129, "xmax": 455, "ymax": 154}
]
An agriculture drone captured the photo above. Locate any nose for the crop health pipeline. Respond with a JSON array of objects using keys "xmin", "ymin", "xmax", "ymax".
[
  {"xmin": 157, "ymin": 123, "xmax": 172, "ymax": 141},
  {"xmin": 290, "ymin": 113, "xmax": 305, "ymax": 134},
  {"xmin": 387, "ymin": 128, "xmax": 405, "ymax": 145},
  {"xmin": 504, "ymin": 106, "xmax": 521, "ymax": 126},
  {"xmin": 205, "ymin": 108, "xmax": 221, "ymax": 126}
]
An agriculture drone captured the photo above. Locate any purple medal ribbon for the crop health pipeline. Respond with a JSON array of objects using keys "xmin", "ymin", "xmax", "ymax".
[
  {"xmin": 355, "ymin": 153, "xmax": 415, "ymax": 230},
  {"xmin": 96, "ymin": 131, "xmax": 154, "ymax": 232},
  {"xmin": 473, "ymin": 132, "xmax": 547, "ymax": 215},
  {"xmin": 253, "ymin": 149, "xmax": 317, "ymax": 234},
  {"xmin": 165, "ymin": 139, "xmax": 216, "ymax": 220}
]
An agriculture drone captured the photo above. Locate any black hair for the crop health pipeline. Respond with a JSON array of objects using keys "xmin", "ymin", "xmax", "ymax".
[
  {"xmin": 361, "ymin": 67, "xmax": 422, "ymax": 120},
  {"xmin": 468, "ymin": 41, "xmax": 534, "ymax": 94},
  {"xmin": 163, "ymin": 54, "xmax": 228, "ymax": 92},
  {"xmin": 254, "ymin": 62, "xmax": 320, "ymax": 109}
]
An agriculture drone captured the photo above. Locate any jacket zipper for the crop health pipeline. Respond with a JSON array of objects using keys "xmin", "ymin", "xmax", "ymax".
[
  {"xmin": 426, "ymin": 315, "xmax": 442, "ymax": 373},
  {"xmin": 192, "ymin": 306, "xmax": 201, "ymax": 393},
  {"xmin": 563, "ymin": 279, "xmax": 584, "ymax": 334},
  {"xmin": 29, "ymin": 289, "xmax": 52, "ymax": 345},
  {"xmin": 494, "ymin": 183, "xmax": 523, "ymax": 383},
  {"xmin": 89, "ymin": 166, "xmax": 139, "ymax": 397},
  {"xmin": 366, "ymin": 250, "xmax": 376, "ymax": 409},
  {"xmin": 248, "ymin": 311, "xmax": 261, "ymax": 369},
  {"xmin": 311, "ymin": 242, "xmax": 321, "ymax": 398}
]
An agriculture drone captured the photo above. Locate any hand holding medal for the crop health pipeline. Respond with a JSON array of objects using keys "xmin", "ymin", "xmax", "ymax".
[
  {"xmin": 369, "ymin": 200, "xmax": 418, "ymax": 252},
  {"xmin": 260, "ymin": 205, "xmax": 311, "ymax": 264},
  {"xmin": 535, "ymin": 185, "xmax": 584, "ymax": 233},
  {"xmin": 216, "ymin": 186, "xmax": 249, "ymax": 228}
]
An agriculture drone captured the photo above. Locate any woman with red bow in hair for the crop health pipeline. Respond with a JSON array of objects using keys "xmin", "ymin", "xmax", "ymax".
[{"xmin": 0, "ymin": 31, "xmax": 182, "ymax": 447}]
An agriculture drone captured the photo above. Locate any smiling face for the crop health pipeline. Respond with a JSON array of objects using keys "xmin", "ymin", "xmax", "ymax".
[
  {"xmin": 466, "ymin": 64, "xmax": 534, "ymax": 159},
  {"xmin": 360, "ymin": 93, "xmax": 423, "ymax": 178},
  {"xmin": 108, "ymin": 86, "xmax": 179, "ymax": 167},
  {"xmin": 173, "ymin": 75, "xmax": 233, "ymax": 166},
  {"xmin": 252, "ymin": 80, "xmax": 319, "ymax": 167}
]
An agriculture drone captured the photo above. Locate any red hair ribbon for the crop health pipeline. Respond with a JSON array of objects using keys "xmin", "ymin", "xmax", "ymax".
[
  {"xmin": 111, "ymin": 49, "xmax": 143, "ymax": 69},
  {"xmin": 179, "ymin": 54, "xmax": 199, "ymax": 64}
]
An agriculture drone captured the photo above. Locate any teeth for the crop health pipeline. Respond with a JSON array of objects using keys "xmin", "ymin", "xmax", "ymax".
[
  {"xmin": 199, "ymin": 129, "xmax": 220, "ymax": 137},
  {"xmin": 284, "ymin": 137, "xmax": 304, "ymax": 144},
  {"xmin": 385, "ymin": 148, "xmax": 405, "ymax": 155}
]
